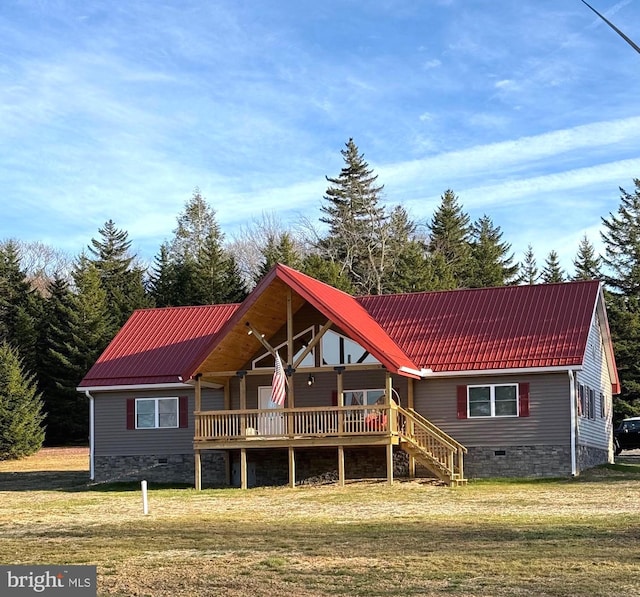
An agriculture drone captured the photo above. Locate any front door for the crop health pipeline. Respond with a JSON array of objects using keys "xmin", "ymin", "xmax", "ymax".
[{"xmin": 258, "ymin": 386, "xmax": 285, "ymax": 435}]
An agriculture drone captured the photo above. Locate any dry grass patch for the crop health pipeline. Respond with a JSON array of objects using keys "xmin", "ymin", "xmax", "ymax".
[{"xmin": 1, "ymin": 450, "xmax": 639, "ymax": 596}]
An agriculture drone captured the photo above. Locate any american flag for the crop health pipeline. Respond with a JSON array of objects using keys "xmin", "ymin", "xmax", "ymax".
[{"xmin": 271, "ymin": 351, "xmax": 287, "ymax": 406}]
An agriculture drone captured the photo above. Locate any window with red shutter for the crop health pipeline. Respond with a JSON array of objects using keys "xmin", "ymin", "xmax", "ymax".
[
  {"xmin": 518, "ymin": 382, "xmax": 530, "ymax": 417},
  {"xmin": 179, "ymin": 396, "xmax": 189, "ymax": 428},
  {"xmin": 457, "ymin": 386, "xmax": 467, "ymax": 419}
]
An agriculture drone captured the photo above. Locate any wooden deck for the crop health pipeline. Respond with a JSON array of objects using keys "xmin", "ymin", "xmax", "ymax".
[{"xmin": 194, "ymin": 403, "xmax": 467, "ymax": 488}]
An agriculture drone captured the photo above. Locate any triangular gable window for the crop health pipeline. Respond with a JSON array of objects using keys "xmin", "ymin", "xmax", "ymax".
[
  {"xmin": 321, "ymin": 329, "xmax": 379, "ymax": 366},
  {"xmin": 252, "ymin": 327, "xmax": 315, "ymax": 369}
]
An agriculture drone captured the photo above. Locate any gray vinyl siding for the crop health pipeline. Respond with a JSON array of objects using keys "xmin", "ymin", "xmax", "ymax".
[
  {"xmin": 230, "ymin": 370, "xmax": 405, "ymax": 409},
  {"xmin": 575, "ymin": 314, "xmax": 614, "ymax": 451},
  {"xmin": 94, "ymin": 387, "xmax": 223, "ymax": 456},
  {"xmin": 414, "ymin": 373, "xmax": 571, "ymax": 447}
]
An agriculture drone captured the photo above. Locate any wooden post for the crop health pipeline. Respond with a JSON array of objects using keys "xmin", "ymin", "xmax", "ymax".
[
  {"xmin": 288, "ymin": 446, "xmax": 296, "ymax": 488},
  {"xmin": 386, "ymin": 443, "xmax": 394, "ymax": 486},
  {"xmin": 338, "ymin": 446, "xmax": 345, "ymax": 486},
  {"xmin": 407, "ymin": 378, "xmax": 416, "ymax": 479},
  {"xmin": 239, "ymin": 372, "xmax": 247, "ymax": 435},
  {"xmin": 385, "ymin": 372, "xmax": 394, "ymax": 433},
  {"xmin": 336, "ymin": 367, "xmax": 344, "ymax": 434},
  {"xmin": 224, "ymin": 379, "xmax": 231, "ymax": 410},
  {"xmin": 195, "ymin": 450, "xmax": 202, "ymax": 491},
  {"xmin": 240, "ymin": 448, "xmax": 248, "ymax": 490},
  {"xmin": 194, "ymin": 374, "xmax": 202, "ymax": 439},
  {"xmin": 287, "ymin": 289, "xmax": 295, "ymax": 408},
  {"xmin": 195, "ymin": 374, "xmax": 202, "ymax": 411}
]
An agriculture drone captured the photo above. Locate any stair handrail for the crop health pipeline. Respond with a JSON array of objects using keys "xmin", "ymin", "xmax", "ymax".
[{"xmin": 399, "ymin": 406, "xmax": 467, "ymax": 454}]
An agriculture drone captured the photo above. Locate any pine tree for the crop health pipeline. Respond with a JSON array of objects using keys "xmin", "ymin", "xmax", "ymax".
[
  {"xmin": 170, "ymin": 188, "xmax": 218, "ymax": 262},
  {"xmin": 385, "ymin": 239, "xmax": 437, "ymax": 293},
  {"xmin": 317, "ymin": 139, "xmax": 389, "ymax": 294},
  {"xmin": 427, "ymin": 190, "xmax": 472, "ymax": 288},
  {"xmin": 519, "ymin": 244, "xmax": 540, "ymax": 285},
  {"xmin": 572, "ymin": 235, "xmax": 602, "ymax": 281},
  {"xmin": 37, "ymin": 275, "xmax": 88, "ymax": 444},
  {"xmin": 255, "ymin": 232, "xmax": 304, "ymax": 284},
  {"xmin": 162, "ymin": 190, "xmax": 243, "ymax": 305},
  {"xmin": 600, "ymin": 179, "xmax": 640, "ymax": 418},
  {"xmin": 0, "ymin": 241, "xmax": 41, "ymax": 373},
  {"xmin": 301, "ymin": 254, "xmax": 355, "ymax": 294},
  {"xmin": 148, "ymin": 243, "xmax": 176, "ymax": 308},
  {"xmin": 541, "ymin": 250, "xmax": 565, "ymax": 283},
  {"xmin": 468, "ymin": 215, "xmax": 518, "ymax": 287},
  {"xmin": 88, "ymin": 220, "xmax": 149, "ymax": 332},
  {"xmin": 220, "ymin": 255, "xmax": 248, "ymax": 303},
  {"xmin": 66, "ymin": 256, "xmax": 113, "ymax": 378},
  {"xmin": 601, "ymin": 179, "xmax": 640, "ymax": 294},
  {"xmin": 0, "ymin": 342, "xmax": 45, "ymax": 460}
]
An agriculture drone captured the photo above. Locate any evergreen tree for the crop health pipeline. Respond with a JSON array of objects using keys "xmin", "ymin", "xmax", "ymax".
[
  {"xmin": 572, "ymin": 235, "xmax": 602, "ymax": 281},
  {"xmin": 148, "ymin": 243, "xmax": 177, "ymax": 308},
  {"xmin": 427, "ymin": 189, "xmax": 472, "ymax": 289},
  {"xmin": 301, "ymin": 254, "xmax": 355, "ymax": 294},
  {"xmin": 385, "ymin": 239, "xmax": 437, "ymax": 293},
  {"xmin": 221, "ymin": 255, "xmax": 249, "ymax": 303},
  {"xmin": 317, "ymin": 138, "xmax": 389, "ymax": 294},
  {"xmin": 255, "ymin": 232, "xmax": 304, "ymax": 284},
  {"xmin": 160, "ymin": 190, "xmax": 247, "ymax": 305},
  {"xmin": 601, "ymin": 179, "xmax": 640, "ymax": 295},
  {"xmin": 195, "ymin": 227, "xmax": 229, "ymax": 304},
  {"xmin": 0, "ymin": 342, "xmax": 45, "ymax": 460},
  {"xmin": 65, "ymin": 256, "xmax": 113, "ymax": 379},
  {"xmin": 37, "ymin": 275, "xmax": 87, "ymax": 444},
  {"xmin": 541, "ymin": 250, "xmax": 565, "ymax": 283},
  {"xmin": 601, "ymin": 179, "xmax": 640, "ymax": 418},
  {"xmin": 468, "ymin": 215, "xmax": 518, "ymax": 287},
  {"xmin": 170, "ymin": 188, "xmax": 218, "ymax": 262},
  {"xmin": 519, "ymin": 244, "xmax": 540, "ymax": 285},
  {"xmin": 88, "ymin": 220, "xmax": 149, "ymax": 332},
  {"xmin": 0, "ymin": 241, "xmax": 41, "ymax": 373}
]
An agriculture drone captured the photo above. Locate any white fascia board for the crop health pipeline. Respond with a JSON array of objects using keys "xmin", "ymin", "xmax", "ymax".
[
  {"xmin": 76, "ymin": 382, "xmax": 191, "ymax": 393},
  {"xmin": 418, "ymin": 365, "xmax": 582, "ymax": 378}
]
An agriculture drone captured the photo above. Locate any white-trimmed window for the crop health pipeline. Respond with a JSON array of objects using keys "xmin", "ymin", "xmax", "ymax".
[
  {"xmin": 321, "ymin": 330, "xmax": 379, "ymax": 366},
  {"xmin": 252, "ymin": 327, "xmax": 314, "ymax": 369},
  {"xmin": 136, "ymin": 398, "xmax": 178, "ymax": 429},
  {"xmin": 126, "ymin": 396, "xmax": 188, "ymax": 430},
  {"xmin": 343, "ymin": 388, "xmax": 386, "ymax": 407},
  {"xmin": 466, "ymin": 384, "xmax": 518, "ymax": 418}
]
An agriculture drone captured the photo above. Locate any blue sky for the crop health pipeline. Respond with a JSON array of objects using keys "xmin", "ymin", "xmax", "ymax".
[{"xmin": 1, "ymin": 0, "xmax": 639, "ymax": 273}]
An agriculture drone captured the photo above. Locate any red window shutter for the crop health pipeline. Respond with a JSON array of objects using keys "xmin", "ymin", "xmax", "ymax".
[
  {"xmin": 456, "ymin": 386, "xmax": 467, "ymax": 419},
  {"xmin": 518, "ymin": 383, "xmax": 530, "ymax": 417},
  {"xmin": 331, "ymin": 390, "xmax": 338, "ymax": 407},
  {"xmin": 179, "ymin": 396, "xmax": 189, "ymax": 428},
  {"xmin": 126, "ymin": 398, "xmax": 135, "ymax": 429}
]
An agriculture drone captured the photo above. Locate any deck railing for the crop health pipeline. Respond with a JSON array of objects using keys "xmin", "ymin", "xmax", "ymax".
[
  {"xmin": 195, "ymin": 404, "xmax": 393, "ymax": 441},
  {"xmin": 395, "ymin": 405, "xmax": 466, "ymax": 481}
]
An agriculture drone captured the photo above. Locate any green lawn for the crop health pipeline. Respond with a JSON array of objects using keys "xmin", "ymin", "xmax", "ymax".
[{"xmin": 1, "ymin": 448, "xmax": 639, "ymax": 596}]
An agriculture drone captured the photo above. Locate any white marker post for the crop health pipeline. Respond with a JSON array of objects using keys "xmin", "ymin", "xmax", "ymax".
[{"xmin": 141, "ymin": 480, "xmax": 149, "ymax": 515}]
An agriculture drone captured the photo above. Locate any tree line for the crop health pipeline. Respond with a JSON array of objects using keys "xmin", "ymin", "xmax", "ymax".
[{"xmin": 1, "ymin": 138, "xmax": 639, "ymax": 457}]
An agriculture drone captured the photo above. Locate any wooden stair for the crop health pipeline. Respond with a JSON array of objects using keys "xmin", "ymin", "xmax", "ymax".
[{"xmin": 394, "ymin": 405, "xmax": 467, "ymax": 486}]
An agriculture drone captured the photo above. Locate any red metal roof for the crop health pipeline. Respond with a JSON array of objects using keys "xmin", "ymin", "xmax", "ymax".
[
  {"xmin": 79, "ymin": 266, "xmax": 617, "ymax": 390},
  {"xmin": 358, "ymin": 281, "xmax": 603, "ymax": 373},
  {"xmin": 269, "ymin": 264, "xmax": 421, "ymax": 376},
  {"xmin": 79, "ymin": 304, "xmax": 239, "ymax": 388}
]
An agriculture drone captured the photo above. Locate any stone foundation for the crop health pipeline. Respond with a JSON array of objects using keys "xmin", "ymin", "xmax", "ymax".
[
  {"xmin": 94, "ymin": 452, "xmax": 227, "ymax": 486},
  {"xmin": 577, "ymin": 444, "xmax": 610, "ymax": 473},
  {"xmin": 463, "ymin": 445, "xmax": 572, "ymax": 478},
  {"xmin": 95, "ymin": 443, "xmax": 607, "ymax": 486}
]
